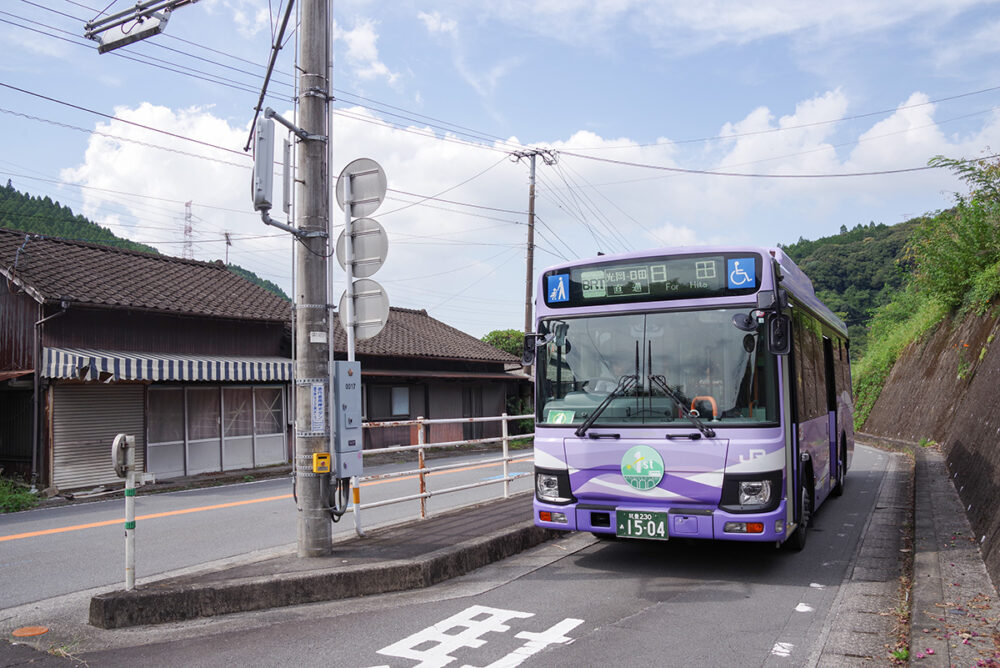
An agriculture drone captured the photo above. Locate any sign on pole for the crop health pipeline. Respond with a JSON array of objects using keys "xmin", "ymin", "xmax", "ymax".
[
  {"xmin": 339, "ymin": 278, "xmax": 390, "ymax": 341},
  {"xmin": 336, "ymin": 217, "xmax": 388, "ymax": 279},
  {"xmin": 336, "ymin": 158, "xmax": 387, "ymax": 217}
]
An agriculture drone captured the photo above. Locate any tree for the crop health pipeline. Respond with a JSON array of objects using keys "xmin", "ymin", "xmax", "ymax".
[{"xmin": 481, "ymin": 329, "xmax": 523, "ymax": 357}]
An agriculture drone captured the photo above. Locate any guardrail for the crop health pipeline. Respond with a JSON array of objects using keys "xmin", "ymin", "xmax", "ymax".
[{"xmin": 350, "ymin": 413, "xmax": 534, "ymax": 526}]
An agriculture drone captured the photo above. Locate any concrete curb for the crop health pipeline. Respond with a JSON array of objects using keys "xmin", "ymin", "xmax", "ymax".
[{"xmin": 89, "ymin": 522, "xmax": 559, "ymax": 629}]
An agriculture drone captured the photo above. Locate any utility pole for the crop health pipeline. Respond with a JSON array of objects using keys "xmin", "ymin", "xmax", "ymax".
[
  {"xmin": 523, "ymin": 152, "xmax": 536, "ymax": 344},
  {"xmin": 293, "ymin": 0, "xmax": 332, "ymax": 558},
  {"xmin": 512, "ymin": 149, "xmax": 556, "ymax": 374}
]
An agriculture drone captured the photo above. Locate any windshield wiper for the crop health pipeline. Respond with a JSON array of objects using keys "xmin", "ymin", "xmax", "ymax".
[
  {"xmin": 647, "ymin": 374, "xmax": 716, "ymax": 439},
  {"xmin": 574, "ymin": 374, "xmax": 637, "ymax": 438}
]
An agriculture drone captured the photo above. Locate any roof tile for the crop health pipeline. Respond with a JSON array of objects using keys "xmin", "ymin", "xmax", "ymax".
[{"xmin": 0, "ymin": 228, "xmax": 290, "ymax": 321}]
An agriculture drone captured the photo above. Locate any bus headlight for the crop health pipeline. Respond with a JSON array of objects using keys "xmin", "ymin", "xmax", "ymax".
[
  {"xmin": 739, "ymin": 480, "xmax": 771, "ymax": 506},
  {"xmin": 720, "ymin": 470, "xmax": 782, "ymax": 513},
  {"xmin": 535, "ymin": 468, "xmax": 574, "ymax": 504}
]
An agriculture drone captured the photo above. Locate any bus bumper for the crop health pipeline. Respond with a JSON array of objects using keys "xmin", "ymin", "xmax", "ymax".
[{"xmin": 534, "ymin": 499, "xmax": 789, "ymax": 543}]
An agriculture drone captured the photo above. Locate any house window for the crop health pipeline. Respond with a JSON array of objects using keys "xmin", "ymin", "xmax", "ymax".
[
  {"xmin": 369, "ymin": 386, "xmax": 410, "ymax": 419},
  {"xmin": 254, "ymin": 387, "xmax": 283, "ymax": 435},
  {"xmin": 223, "ymin": 388, "xmax": 253, "ymax": 438},
  {"xmin": 391, "ymin": 387, "xmax": 409, "ymax": 416},
  {"xmin": 187, "ymin": 388, "xmax": 220, "ymax": 441},
  {"xmin": 148, "ymin": 388, "xmax": 184, "ymax": 444},
  {"xmin": 147, "ymin": 384, "xmax": 287, "ymax": 478}
]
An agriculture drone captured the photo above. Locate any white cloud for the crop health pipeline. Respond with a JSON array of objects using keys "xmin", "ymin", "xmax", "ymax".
[
  {"xmin": 57, "ymin": 89, "xmax": 1000, "ymax": 336},
  {"xmin": 447, "ymin": 0, "xmax": 997, "ymax": 58},
  {"xmin": 206, "ymin": 0, "xmax": 272, "ymax": 39},
  {"xmin": 59, "ymin": 104, "xmax": 291, "ymax": 286},
  {"xmin": 336, "ymin": 18, "xmax": 400, "ymax": 85},
  {"xmin": 418, "ymin": 11, "xmax": 458, "ymax": 36}
]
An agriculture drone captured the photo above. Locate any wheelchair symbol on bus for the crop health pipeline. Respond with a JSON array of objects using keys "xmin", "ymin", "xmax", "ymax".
[{"xmin": 727, "ymin": 259, "xmax": 755, "ymax": 289}]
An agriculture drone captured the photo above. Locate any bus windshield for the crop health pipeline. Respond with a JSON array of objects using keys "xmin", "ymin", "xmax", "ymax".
[{"xmin": 538, "ymin": 308, "xmax": 779, "ymax": 427}]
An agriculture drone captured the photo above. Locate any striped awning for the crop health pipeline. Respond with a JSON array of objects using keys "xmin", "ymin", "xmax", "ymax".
[{"xmin": 43, "ymin": 348, "xmax": 292, "ymax": 383}]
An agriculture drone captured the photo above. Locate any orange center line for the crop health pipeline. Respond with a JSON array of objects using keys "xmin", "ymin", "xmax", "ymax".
[{"xmin": 0, "ymin": 456, "xmax": 533, "ymax": 543}]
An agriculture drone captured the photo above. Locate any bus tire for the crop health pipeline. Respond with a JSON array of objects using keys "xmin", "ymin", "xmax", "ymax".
[
  {"xmin": 831, "ymin": 438, "xmax": 847, "ymax": 498},
  {"xmin": 785, "ymin": 476, "xmax": 813, "ymax": 551}
]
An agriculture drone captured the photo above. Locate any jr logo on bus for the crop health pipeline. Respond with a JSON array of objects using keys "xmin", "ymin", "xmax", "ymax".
[{"xmin": 621, "ymin": 445, "xmax": 665, "ymax": 491}]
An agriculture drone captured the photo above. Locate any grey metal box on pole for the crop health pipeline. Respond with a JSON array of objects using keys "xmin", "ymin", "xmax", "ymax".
[{"xmin": 333, "ymin": 360, "xmax": 363, "ymax": 478}]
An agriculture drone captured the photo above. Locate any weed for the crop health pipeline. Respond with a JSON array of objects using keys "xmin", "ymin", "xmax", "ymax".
[
  {"xmin": 243, "ymin": 475, "xmax": 255, "ymax": 482},
  {"xmin": 918, "ymin": 437, "xmax": 938, "ymax": 448},
  {"xmin": 0, "ymin": 477, "xmax": 39, "ymax": 513},
  {"xmin": 890, "ymin": 647, "xmax": 909, "ymax": 662},
  {"xmin": 852, "ymin": 288, "xmax": 947, "ymax": 429}
]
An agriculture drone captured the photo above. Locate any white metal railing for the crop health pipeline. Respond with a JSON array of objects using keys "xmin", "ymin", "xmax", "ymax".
[{"xmin": 347, "ymin": 413, "xmax": 534, "ymax": 526}]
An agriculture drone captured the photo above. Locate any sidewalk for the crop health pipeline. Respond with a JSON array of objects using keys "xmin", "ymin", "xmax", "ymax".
[
  {"xmin": 909, "ymin": 446, "xmax": 1000, "ymax": 666},
  {"xmin": 89, "ymin": 492, "xmax": 555, "ymax": 629}
]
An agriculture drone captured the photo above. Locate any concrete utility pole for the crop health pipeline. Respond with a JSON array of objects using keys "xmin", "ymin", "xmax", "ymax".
[
  {"xmin": 294, "ymin": 0, "xmax": 333, "ymax": 558},
  {"xmin": 512, "ymin": 149, "xmax": 556, "ymax": 373},
  {"xmin": 523, "ymin": 152, "xmax": 536, "ymax": 343}
]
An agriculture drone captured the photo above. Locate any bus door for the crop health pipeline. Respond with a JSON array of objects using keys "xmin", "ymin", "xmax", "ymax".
[{"xmin": 822, "ymin": 337, "xmax": 838, "ymax": 497}]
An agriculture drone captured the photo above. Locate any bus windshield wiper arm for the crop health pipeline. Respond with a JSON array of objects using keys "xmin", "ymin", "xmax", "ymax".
[
  {"xmin": 647, "ymin": 374, "xmax": 716, "ymax": 439},
  {"xmin": 574, "ymin": 375, "xmax": 638, "ymax": 438}
]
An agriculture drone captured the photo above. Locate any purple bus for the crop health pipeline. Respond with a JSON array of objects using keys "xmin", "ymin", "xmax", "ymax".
[{"xmin": 524, "ymin": 247, "xmax": 854, "ymax": 549}]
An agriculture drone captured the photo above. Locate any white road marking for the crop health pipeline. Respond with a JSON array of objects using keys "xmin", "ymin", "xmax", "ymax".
[{"xmin": 771, "ymin": 642, "xmax": 794, "ymax": 657}]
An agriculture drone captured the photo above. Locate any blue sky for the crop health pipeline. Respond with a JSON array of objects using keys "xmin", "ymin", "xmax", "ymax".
[{"xmin": 3, "ymin": 0, "xmax": 1000, "ymax": 336}]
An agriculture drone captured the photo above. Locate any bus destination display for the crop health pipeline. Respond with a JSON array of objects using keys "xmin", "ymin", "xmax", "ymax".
[{"xmin": 545, "ymin": 253, "xmax": 761, "ymax": 307}]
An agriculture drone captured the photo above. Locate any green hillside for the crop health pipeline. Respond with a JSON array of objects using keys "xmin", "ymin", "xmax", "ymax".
[
  {"xmin": 780, "ymin": 219, "xmax": 918, "ymax": 356},
  {"xmin": 1, "ymin": 180, "xmax": 288, "ymax": 301}
]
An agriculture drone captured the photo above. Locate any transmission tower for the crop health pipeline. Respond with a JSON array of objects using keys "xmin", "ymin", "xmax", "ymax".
[{"xmin": 182, "ymin": 200, "xmax": 194, "ymax": 260}]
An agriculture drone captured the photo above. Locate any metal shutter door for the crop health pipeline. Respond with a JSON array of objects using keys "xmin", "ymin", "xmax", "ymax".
[{"xmin": 52, "ymin": 385, "xmax": 145, "ymax": 490}]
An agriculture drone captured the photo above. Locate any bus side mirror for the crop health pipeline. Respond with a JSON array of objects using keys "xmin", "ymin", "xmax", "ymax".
[
  {"xmin": 522, "ymin": 335, "xmax": 537, "ymax": 365},
  {"xmin": 768, "ymin": 314, "xmax": 791, "ymax": 355},
  {"xmin": 756, "ymin": 288, "xmax": 788, "ymax": 311}
]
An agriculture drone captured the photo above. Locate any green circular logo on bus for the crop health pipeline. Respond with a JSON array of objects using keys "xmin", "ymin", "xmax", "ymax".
[{"xmin": 621, "ymin": 445, "xmax": 665, "ymax": 491}]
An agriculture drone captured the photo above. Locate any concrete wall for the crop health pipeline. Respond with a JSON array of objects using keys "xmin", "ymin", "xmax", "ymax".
[{"xmin": 862, "ymin": 298, "xmax": 1000, "ymax": 587}]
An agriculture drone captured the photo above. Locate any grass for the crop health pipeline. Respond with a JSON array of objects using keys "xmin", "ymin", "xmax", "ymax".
[
  {"xmin": 853, "ymin": 294, "xmax": 948, "ymax": 429},
  {"xmin": 0, "ymin": 477, "xmax": 39, "ymax": 513}
]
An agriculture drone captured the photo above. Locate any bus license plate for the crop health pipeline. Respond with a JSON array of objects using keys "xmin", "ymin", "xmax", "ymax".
[{"xmin": 616, "ymin": 510, "xmax": 668, "ymax": 540}]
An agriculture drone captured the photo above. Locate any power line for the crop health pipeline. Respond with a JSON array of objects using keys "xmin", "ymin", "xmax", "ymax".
[
  {"xmin": 557, "ymin": 150, "xmax": 962, "ymax": 178},
  {"xmin": 0, "ymin": 107, "xmax": 251, "ymax": 169},
  {"xmin": 377, "ymin": 156, "xmax": 510, "ymax": 216},
  {"xmin": 32, "ymin": 2, "xmax": 1000, "ymax": 172},
  {"xmin": 0, "ymin": 12, "xmax": 276, "ymax": 98},
  {"xmin": 563, "ymin": 83, "xmax": 1000, "ymax": 151},
  {"xmin": 0, "ymin": 81, "xmax": 249, "ymax": 157}
]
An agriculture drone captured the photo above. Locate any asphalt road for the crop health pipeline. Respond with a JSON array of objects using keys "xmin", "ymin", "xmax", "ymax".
[
  {"xmin": 42, "ymin": 445, "xmax": 891, "ymax": 668},
  {"xmin": 0, "ymin": 451, "xmax": 534, "ymax": 609}
]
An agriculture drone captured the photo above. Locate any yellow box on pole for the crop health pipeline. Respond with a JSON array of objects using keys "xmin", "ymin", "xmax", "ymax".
[{"xmin": 312, "ymin": 452, "xmax": 331, "ymax": 473}]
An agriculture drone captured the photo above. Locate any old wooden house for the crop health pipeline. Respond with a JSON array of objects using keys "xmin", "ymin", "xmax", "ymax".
[
  {"xmin": 0, "ymin": 229, "xmax": 293, "ymax": 489},
  {"xmin": 1, "ymin": 229, "xmax": 526, "ymax": 490}
]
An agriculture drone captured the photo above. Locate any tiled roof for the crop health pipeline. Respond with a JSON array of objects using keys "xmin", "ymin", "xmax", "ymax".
[
  {"xmin": 0, "ymin": 228, "xmax": 290, "ymax": 322},
  {"xmin": 336, "ymin": 307, "xmax": 519, "ymax": 364},
  {"xmin": 0, "ymin": 229, "xmax": 518, "ymax": 364}
]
